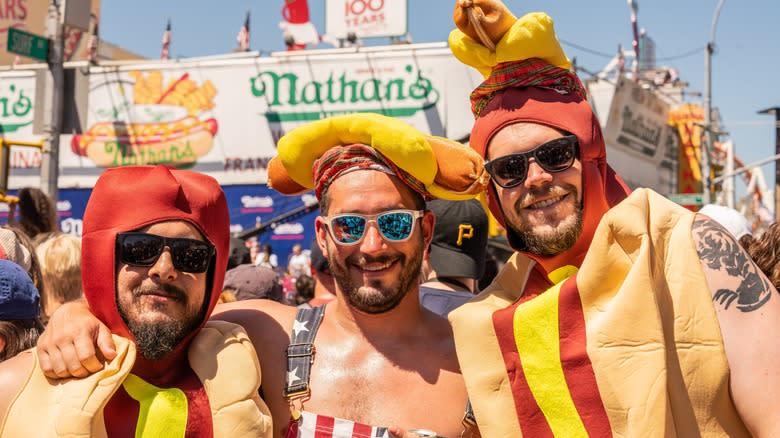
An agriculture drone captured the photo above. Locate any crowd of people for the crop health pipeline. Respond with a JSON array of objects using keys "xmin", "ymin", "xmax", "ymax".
[{"xmin": 0, "ymin": 0, "xmax": 778, "ymax": 437}]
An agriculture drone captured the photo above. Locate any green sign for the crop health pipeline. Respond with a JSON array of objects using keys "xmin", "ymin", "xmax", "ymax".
[
  {"xmin": 7, "ymin": 28, "xmax": 49, "ymax": 61},
  {"xmin": 668, "ymin": 193, "xmax": 704, "ymax": 205}
]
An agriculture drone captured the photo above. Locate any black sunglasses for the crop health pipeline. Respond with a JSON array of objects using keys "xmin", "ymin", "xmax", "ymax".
[
  {"xmin": 484, "ymin": 135, "xmax": 579, "ymax": 188},
  {"xmin": 116, "ymin": 232, "xmax": 215, "ymax": 273}
]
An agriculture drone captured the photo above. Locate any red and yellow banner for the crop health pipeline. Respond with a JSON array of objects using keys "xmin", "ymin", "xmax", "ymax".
[{"xmin": 668, "ymin": 103, "xmax": 705, "ymax": 195}]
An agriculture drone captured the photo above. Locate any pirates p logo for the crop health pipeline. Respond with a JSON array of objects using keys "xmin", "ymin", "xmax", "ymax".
[{"xmin": 457, "ymin": 224, "xmax": 474, "ymax": 246}]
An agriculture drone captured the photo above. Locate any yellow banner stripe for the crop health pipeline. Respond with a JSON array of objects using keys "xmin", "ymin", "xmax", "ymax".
[
  {"xmin": 123, "ymin": 373, "xmax": 188, "ymax": 438},
  {"xmin": 513, "ymin": 281, "xmax": 588, "ymax": 437}
]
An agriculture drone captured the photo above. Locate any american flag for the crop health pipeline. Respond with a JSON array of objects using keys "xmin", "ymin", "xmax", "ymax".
[
  {"xmin": 236, "ymin": 11, "xmax": 250, "ymax": 51},
  {"xmin": 289, "ymin": 411, "xmax": 389, "ymax": 438},
  {"xmin": 160, "ymin": 18, "xmax": 171, "ymax": 60}
]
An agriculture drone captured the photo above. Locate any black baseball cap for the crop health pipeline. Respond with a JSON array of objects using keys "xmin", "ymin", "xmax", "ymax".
[
  {"xmin": 427, "ymin": 199, "xmax": 488, "ymax": 280},
  {"xmin": 309, "ymin": 239, "xmax": 329, "ymax": 274}
]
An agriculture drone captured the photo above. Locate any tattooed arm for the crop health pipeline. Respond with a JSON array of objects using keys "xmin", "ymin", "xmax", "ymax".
[{"xmin": 693, "ymin": 214, "xmax": 780, "ymax": 437}]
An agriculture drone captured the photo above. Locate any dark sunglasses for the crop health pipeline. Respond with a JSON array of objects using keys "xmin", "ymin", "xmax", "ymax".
[
  {"xmin": 116, "ymin": 232, "xmax": 215, "ymax": 273},
  {"xmin": 322, "ymin": 209, "xmax": 424, "ymax": 246},
  {"xmin": 484, "ymin": 135, "xmax": 579, "ymax": 188}
]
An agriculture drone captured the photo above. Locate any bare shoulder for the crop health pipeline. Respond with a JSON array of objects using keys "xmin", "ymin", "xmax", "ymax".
[
  {"xmin": 0, "ymin": 350, "xmax": 35, "ymax": 422},
  {"xmin": 691, "ymin": 213, "xmax": 774, "ymax": 312},
  {"xmin": 212, "ymin": 299, "xmax": 297, "ymax": 336},
  {"xmin": 418, "ymin": 309, "xmax": 459, "ymax": 363},
  {"xmin": 692, "ymin": 215, "xmax": 780, "ymax": 435}
]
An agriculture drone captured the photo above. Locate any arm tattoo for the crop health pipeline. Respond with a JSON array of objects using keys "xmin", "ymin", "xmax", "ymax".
[{"xmin": 693, "ymin": 216, "xmax": 772, "ymax": 312}]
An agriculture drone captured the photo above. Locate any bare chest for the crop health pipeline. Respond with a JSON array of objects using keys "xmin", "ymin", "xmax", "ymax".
[{"xmin": 302, "ymin": 336, "xmax": 467, "ymax": 436}]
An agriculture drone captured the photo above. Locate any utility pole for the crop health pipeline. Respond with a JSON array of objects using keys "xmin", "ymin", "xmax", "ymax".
[
  {"xmin": 757, "ymin": 106, "xmax": 780, "ymax": 221},
  {"xmin": 40, "ymin": 0, "xmax": 64, "ymax": 202},
  {"xmin": 702, "ymin": 0, "xmax": 725, "ymax": 204},
  {"xmin": 626, "ymin": 0, "xmax": 640, "ymax": 81}
]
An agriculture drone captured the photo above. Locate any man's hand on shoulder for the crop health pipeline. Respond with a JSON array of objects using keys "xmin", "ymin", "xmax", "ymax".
[{"xmin": 36, "ymin": 299, "xmax": 116, "ymax": 379}]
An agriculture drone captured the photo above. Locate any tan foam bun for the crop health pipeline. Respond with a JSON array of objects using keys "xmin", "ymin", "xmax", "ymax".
[
  {"xmin": 267, "ymin": 156, "xmax": 308, "ymax": 195},
  {"xmin": 426, "ymin": 135, "xmax": 489, "ymax": 199},
  {"xmin": 453, "ymin": 0, "xmax": 517, "ymax": 49}
]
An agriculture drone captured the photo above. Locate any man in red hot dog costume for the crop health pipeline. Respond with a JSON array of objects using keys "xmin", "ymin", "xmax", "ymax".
[
  {"xmin": 448, "ymin": 1, "xmax": 780, "ymax": 436},
  {"xmin": 0, "ymin": 165, "xmax": 272, "ymax": 437}
]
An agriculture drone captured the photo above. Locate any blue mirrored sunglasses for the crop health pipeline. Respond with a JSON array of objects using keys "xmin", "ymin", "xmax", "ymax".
[{"xmin": 322, "ymin": 209, "xmax": 424, "ymax": 246}]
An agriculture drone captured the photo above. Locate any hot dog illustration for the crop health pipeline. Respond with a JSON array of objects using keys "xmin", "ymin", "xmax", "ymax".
[
  {"xmin": 71, "ymin": 116, "xmax": 218, "ymax": 167},
  {"xmin": 76, "ymin": 71, "xmax": 220, "ymax": 167}
]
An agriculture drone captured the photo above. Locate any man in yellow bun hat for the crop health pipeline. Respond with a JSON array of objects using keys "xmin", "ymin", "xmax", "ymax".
[
  {"xmin": 32, "ymin": 113, "xmax": 488, "ymax": 438},
  {"xmin": 448, "ymin": 0, "xmax": 780, "ymax": 436}
]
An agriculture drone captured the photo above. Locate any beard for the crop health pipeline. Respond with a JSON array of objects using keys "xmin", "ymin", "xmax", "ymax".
[
  {"xmin": 117, "ymin": 283, "xmax": 205, "ymax": 361},
  {"xmin": 506, "ymin": 183, "xmax": 583, "ymax": 256},
  {"xmin": 328, "ymin": 239, "xmax": 424, "ymax": 314}
]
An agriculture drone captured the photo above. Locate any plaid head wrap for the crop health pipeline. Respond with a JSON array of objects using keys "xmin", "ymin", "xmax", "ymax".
[
  {"xmin": 313, "ymin": 144, "xmax": 430, "ymax": 201},
  {"xmin": 471, "ymin": 58, "xmax": 587, "ymax": 117}
]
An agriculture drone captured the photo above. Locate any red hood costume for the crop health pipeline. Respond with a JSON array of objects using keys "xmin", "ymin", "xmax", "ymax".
[
  {"xmin": 472, "ymin": 83, "xmax": 630, "ymax": 282},
  {"xmin": 447, "ymin": 3, "xmax": 750, "ymax": 437},
  {"xmin": 82, "ymin": 165, "xmax": 229, "ymax": 378},
  {"xmin": 82, "ymin": 165, "xmax": 228, "ymax": 437}
]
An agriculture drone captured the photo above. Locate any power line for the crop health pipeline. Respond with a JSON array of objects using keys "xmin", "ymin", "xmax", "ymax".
[
  {"xmin": 559, "ymin": 38, "xmax": 615, "ymax": 58},
  {"xmin": 656, "ymin": 46, "xmax": 705, "ymax": 61},
  {"xmin": 561, "ymin": 37, "xmax": 705, "ymax": 63}
]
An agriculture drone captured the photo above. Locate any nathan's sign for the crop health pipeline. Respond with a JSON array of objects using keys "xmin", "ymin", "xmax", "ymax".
[
  {"xmin": 27, "ymin": 44, "xmax": 480, "ymax": 189},
  {"xmin": 604, "ymin": 77, "xmax": 673, "ymax": 158},
  {"xmin": 250, "ymin": 64, "xmax": 437, "ymax": 122},
  {"xmin": 0, "ymin": 73, "xmax": 34, "ymax": 135}
]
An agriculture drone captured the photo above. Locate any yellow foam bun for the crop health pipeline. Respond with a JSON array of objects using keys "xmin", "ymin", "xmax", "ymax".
[
  {"xmin": 449, "ymin": 12, "xmax": 571, "ymax": 79},
  {"xmin": 276, "ymin": 113, "xmax": 436, "ymax": 189}
]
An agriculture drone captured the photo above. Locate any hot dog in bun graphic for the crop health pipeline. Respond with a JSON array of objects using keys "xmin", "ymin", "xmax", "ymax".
[
  {"xmin": 71, "ymin": 116, "xmax": 218, "ymax": 167},
  {"xmin": 76, "ymin": 71, "xmax": 219, "ymax": 167}
]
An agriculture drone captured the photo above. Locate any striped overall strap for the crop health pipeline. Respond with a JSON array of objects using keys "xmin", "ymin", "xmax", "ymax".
[{"xmin": 284, "ymin": 305, "xmax": 326, "ymax": 400}]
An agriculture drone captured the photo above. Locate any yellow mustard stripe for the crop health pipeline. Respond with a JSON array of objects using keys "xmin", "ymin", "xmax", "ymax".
[
  {"xmin": 547, "ymin": 265, "xmax": 578, "ymax": 285},
  {"xmin": 123, "ymin": 373, "xmax": 188, "ymax": 438},
  {"xmin": 513, "ymin": 281, "xmax": 588, "ymax": 437}
]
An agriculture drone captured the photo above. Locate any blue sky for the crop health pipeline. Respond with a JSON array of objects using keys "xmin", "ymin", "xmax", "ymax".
[{"xmin": 101, "ymin": 0, "xmax": 780, "ymax": 198}]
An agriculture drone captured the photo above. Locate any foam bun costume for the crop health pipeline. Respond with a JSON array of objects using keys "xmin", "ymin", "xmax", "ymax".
[
  {"xmin": 446, "ymin": 1, "xmax": 750, "ymax": 436},
  {"xmin": 268, "ymin": 113, "xmax": 489, "ymax": 201}
]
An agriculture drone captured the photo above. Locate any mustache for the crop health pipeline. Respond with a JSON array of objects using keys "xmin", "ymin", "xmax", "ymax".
[
  {"xmin": 515, "ymin": 183, "xmax": 576, "ymax": 210},
  {"xmin": 132, "ymin": 283, "xmax": 187, "ymax": 301},
  {"xmin": 346, "ymin": 254, "xmax": 399, "ymax": 267}
]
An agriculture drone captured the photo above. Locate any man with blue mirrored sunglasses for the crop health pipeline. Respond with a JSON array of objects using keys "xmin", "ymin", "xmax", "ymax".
[{"xmin": 32, "ymin": 114, "xmax": 490, "ymax": 438}]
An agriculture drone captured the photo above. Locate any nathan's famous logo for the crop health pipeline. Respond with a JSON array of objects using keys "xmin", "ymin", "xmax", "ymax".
[
  {"xmin": 73, "ymin": 71, "xmax": 218, "ymax": 167},
  {"xmin": 0, "ymin": 83, "xmax": 33, "ymax": 134},
  {"xmin": 250, "ymin": 64, "xmax": 439, "ymax": 122}
]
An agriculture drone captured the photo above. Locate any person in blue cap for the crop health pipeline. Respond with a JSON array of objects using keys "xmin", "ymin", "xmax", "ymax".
[{"xmin": 0, "ymin": 259, "xmax": 43, "ymax": 363}]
